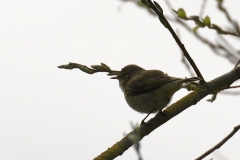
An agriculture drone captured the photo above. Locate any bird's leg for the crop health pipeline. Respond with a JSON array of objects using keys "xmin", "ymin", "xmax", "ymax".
[{"xmin": 140, "ymin": 108, "xmax": 155, "ymax": 126}]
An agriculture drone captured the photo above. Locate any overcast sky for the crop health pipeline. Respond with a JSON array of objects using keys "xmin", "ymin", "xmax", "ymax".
[{"xmin": 1, "ymin": 0, "xmax": 240, "ymax": 160}]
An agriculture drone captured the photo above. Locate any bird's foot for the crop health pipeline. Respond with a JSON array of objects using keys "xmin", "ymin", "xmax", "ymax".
[{"xmin": 139, "ymin": 108, "xmax": 156, "ymax": 126}]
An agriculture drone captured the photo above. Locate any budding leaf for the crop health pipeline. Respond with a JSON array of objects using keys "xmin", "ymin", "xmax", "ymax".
[
  {"xmin": 58, "ymin": 64, "xmax": 74, "ymax": 69},
  {"xmin": 203, "ymin": 16, "xmax": 211, "ymax": 26},
  {"xmin": 79, "ymin": 66, "xmax": 95, "ymax": 74},
  {"xmin": 101, "ymin": 63, "xmax": 111, "ymax": 71},
  {"xmin": 91, "ymin": 65, "xmax": 102, "ymax": 70},
  {"xmin": 193, "ymin": 26, "xmax": 200, "ymax": 33},
  {"xmin": 177, "ymin": 8, "xmax": 187, "ymax": 20}
]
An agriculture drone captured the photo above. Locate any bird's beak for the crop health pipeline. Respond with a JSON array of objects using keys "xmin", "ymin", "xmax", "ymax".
[{"xmin": 110, "ymin": 76, "xmax": 118, "ymax": 79}]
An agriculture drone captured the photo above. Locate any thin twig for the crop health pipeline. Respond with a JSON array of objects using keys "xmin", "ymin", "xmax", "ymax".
[
  {"xmin": 220, "ymin": 91, "xmax": 240, "ymax": 95},
  {"xmin": 146, "ymin": 0, "xmax": 205, "ymax": 82},
  {"xmin": 176, "ymin": 29, "xmax": 196, "ymax": 77},
  {"xmin": 218, "ymin": 35, "xmax": 236, "ymax": 52},
  {"xmin": 218, "ymin": 35, "xmax": 239, "ymax": 58},
  {"xmin": 129, "ymin": 122, "xmax": 143, "ymax": 160},
  {"xmin": 199, "ymin": 0, "xmax": 207, "ymax": 17},
  {"xmin": 181, "ymin": 51, "xmax": 195, "ymax": 77},
  {"xmin": 164, "ymin": 0, "xmax": 240, "ymax": 64},
  {"xmin": 57, "ymin": 62, "xmax": 119, "ymax": 76},
  {"xmin": 119, "ymin": 0, "xmax": 240, "ymax": 63},
  {"xmin": 234, "ymin": 59, "xmax": 240, "ymax": 69},
  {"xmin": 119, "ymin": 0, "xmax": 156, "ymax": 16},
  {"xmin": 225, "ymin": 59, "xmax": 240, "ymax": 88},
  {"xmin": 228, "ymin": 85, "xmax": 240, "ymax": 89},
  {"xmin": 216, "ymin": 0, "xmax": 240, "ymax": 35},
  {"xmin": 195, "ymin": 124, "xmax": 240, "ymax": 160}
]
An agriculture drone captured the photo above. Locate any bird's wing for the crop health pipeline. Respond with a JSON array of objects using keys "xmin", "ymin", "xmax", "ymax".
[{"xmin": 125, "ymin": 70, "xmax": 180, "ymax": 96}]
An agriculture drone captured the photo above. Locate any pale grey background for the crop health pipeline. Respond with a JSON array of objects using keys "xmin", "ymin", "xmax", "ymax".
[{"xmin": 0, "ymin": 0, "xmax": 240, "ymax": 159}]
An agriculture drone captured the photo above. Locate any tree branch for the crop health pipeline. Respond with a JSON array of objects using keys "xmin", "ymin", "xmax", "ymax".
[
  {"xmin": 93, "ymin": 67, "xmax": 240, "ymax": 160},
  {"xmin": 195, "ymin": 124, "xmax": 240, "ymax": 160},
  {"xmin": 144, "ymin": 0, "xmax": 205, "ymax": 82},
  {"xmin": 58, "ymin": 62, "xmax": 119, "ymax": 76}
]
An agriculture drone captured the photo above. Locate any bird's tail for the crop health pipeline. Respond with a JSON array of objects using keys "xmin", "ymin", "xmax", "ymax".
[
  {"xmin": 182, "ymin": 77, "xmax": 202, "ymax": 83},
  {"xmin": 181, "ymin": 77, "xmax": 201, "ymax": 88}
]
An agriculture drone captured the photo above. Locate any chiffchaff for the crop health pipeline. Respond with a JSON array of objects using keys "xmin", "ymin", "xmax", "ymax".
[{"xmin": 111, "ymin": 64, "xmax": 200, "ymax": 123}]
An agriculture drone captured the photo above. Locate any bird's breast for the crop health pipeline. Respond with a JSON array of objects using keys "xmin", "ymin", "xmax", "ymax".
[{"xmin": 124, "ymin": 89, "xmax": 171, "ymax": 114}]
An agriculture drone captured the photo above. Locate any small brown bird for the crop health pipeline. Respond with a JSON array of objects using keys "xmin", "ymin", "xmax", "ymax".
[{"xmin": 111, "ymin": 64, "xmax": 200, "ymax": 123}]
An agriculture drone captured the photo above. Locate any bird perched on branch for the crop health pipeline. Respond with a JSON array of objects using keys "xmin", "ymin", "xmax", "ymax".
[{"xmin": 111, "ymin": 64, "xmax": 200, "ymax": 124}]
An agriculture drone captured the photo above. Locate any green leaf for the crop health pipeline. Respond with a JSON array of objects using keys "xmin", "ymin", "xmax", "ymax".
[
  {"xmin": 91, "ymin": 65, "xmax": 102, "ymax": 70},
  {"xmin": 177, "ymin": 8, "xmax": 187, "ymax": 20},
  {"xmin": 57, "ymin": 64, "xmax": 74, "ymax": 70},
  {"xmin": 154, "ymin": 1, "xmax": 163, "ymax": 13},
  {"xmin": 193, "ymin": 26, "xmax": 200, "ymax": 33},
  {"xmin": 203, "ymin": 16, "xmax": 211, "ymax": 26},
  {"xmin": 101, "ymin": 63, "xmax": 111, "ymax": 71}
]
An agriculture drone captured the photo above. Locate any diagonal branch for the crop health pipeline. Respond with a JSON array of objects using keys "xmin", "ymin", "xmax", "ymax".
[
  {"xmin": 145, "ymin": 0, "xmax": 205, "ymax": 82},
  {"xmin": 195, "ymin": 124, "xmax": 240, "ymax": 160},
  {"xmin": 216, "ymin": 0, "xmax": 240, "ymax": 35},
  {"xmin": 94, "ymin": 66, "xmax": 240, "ymax": 160}
]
